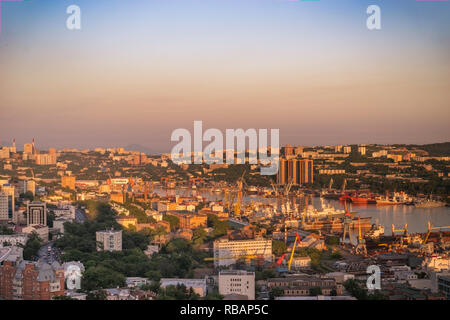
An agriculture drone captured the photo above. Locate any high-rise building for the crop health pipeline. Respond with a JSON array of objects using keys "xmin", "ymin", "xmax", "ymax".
[
  {"xmin": 61, "ymin": 176, "xmax": 76, "ymax": 190},
  {"xmin": 0, "ymin": 184, "xmax": 15, "ymax": 222},
  {"xmin": 358, "ymin": 146, "xmax": 366, "ymax": 156},
  {"xmin": 277, "ymin": 158, "xmax": 314, "ymax": 185},
  {"xmin": 343, "ymin": 146, "xmax": 352, "ymax": 154},
  {"xmin": 24, "ymin": 143, "xmax": 34, "ymax": 155},
  {"xmin": 19, "ymin": 180, "xmax": 36, "ymax": 196},
  {"xmin": 219, "ymin": 270, "xmax": 255, "ymax": 300},
  {"xmin": 26, "ymin": 202, "xmax": 47, "ymax": 226},
  {"xmin": 35, "ymin": 153, "xmax": 57, "ymax": 165},
  {"xmin": 96, "ymin": 229, "xmax": 122, "ymax": 252},
  {"xmin": 0, "ymin": 147, "xmax": 10, "ymax": 159},
  {"xmin": 0, "ymin": 192, "xmax": 9, "ymax": 221},
  {"xmin": 334, "ymin": 145, "xmax": 343, "ymax": 153},
  {"xmin": 10, "ymin": 139, "xmax": 16, "ymax": 153},
  {"xmin": 276, "ymin": 158, "xmax": 288, "ymax": 185}
]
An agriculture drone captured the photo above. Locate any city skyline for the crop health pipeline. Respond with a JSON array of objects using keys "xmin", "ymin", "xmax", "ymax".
[{"xmin": 1, "ymin": 0, "xmax": 449, "ymax": 152}]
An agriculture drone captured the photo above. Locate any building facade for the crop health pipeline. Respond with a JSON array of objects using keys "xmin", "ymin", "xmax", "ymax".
[
  {"xmin": 0, "ymin": 247, "xmax": 65, "ymax": 300},
  {"xmin": 277, "ymin": 158, "xmax": 314, "ymax": 185},
  {"xmin": 96, "ymin": 229, "xmax": 122, "ymax": 252},
  {"xmin": 219, "ymin": 270, "xmax": 255, "ymax": 300},
  {"xmin": 26, "ymin": 202, "xmax": 47, "ymax": 226},
  {"xmin": 213, "ymin": 239, "xmax": 272, "ymax": 268}
]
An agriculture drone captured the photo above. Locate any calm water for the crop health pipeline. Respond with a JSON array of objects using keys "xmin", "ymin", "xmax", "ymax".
[{"xmin": 155, "ymin": 187, "xmax": 450, "ymax": 234}]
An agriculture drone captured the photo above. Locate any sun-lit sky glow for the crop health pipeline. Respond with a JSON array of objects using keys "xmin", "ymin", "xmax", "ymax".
[{"xmin": 0, "ymin": 0, "xmax": 449, "ymax": 152}]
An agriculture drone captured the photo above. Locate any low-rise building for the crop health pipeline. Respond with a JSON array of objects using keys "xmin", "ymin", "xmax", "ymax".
[
  {"xmin": 22, "ymin": 224, "xmax": 49, "ymax": 243},
  {"xmin": 267, "ymin": 275, "xmax": 342, "ymax": 296},
  {"xmin": 160, "ymin": 278, "xmax": 207, "ymax": 297},
  {"xmin": 0, "ymin": 234, "xmax": 28, "ymax": 247},
  {"xmin": 213, "ymin": 238, "xmax": 272, "ymax": 268}
]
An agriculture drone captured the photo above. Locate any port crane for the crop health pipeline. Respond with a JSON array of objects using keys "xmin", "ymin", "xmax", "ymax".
[
  {"xmin": 233, "ymin": 171, "xmax": 247, "ymax": 216},
  {"xmin": 355, "ymin": 216, "xmax": 367, "ymax": 256},
  {"xmin": 341, "ymin": 201, "xmax": 354, "ymax": 247},
  {"xmin": 391, "ymin": 224, "xmax": 408, "ymax": 236},
  {"xmin": 423, "ymin": 222, "xmax": 450, "ymax": 244}
]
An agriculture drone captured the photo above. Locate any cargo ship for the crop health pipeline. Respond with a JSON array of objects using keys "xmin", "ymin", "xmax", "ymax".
[
  {"xmin": 415, "ymin": 200, "xmax": 446, "ymax": 208},
  {"xmin": 301, "ymin": 216, "xmax": 372, "ymax": 233},
  {"xmin": 339, "ymin": 194, "xmax": 377, "ymax": 204}
]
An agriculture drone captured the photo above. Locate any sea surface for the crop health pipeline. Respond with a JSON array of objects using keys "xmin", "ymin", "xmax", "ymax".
[{"xmin": 155, "ymin": 187, "xmax": 450, "ymax": 234}]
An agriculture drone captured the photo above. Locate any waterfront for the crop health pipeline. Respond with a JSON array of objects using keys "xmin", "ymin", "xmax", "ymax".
[{"xmin": 155, "ymin": 187, "xmax": 450, "ymax": 234}]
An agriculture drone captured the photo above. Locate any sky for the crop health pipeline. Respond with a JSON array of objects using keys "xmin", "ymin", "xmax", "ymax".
[{"xmin": 0, "ymin": 0, "xmax": 449, "ymax": 153}]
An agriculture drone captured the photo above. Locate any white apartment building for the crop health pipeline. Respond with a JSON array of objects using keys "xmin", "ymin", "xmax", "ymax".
[
  {"xmin": 219, "ymin": 270, "xmax": 255, "ymax": 300},
  {"xmin": 213, "ymin": 238, "xmax": 272, "ymax": 268},
  {"xmin": 96, "ymin": 229, "xmax": 122, "ymax": 252}
]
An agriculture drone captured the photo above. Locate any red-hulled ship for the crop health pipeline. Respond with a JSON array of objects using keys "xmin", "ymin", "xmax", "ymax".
[{"xmin": 339, "ymin": 193, "xmax": 377, "ymax": 204}]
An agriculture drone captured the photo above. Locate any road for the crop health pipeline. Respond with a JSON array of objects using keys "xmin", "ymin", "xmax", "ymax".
[
  {"xmin": 37, "ymin": 241, "xmax": 61, "ymax": 264},
  {"xmin": 75, "ymin": 208, "xmax": 87, "ymax": 223}
]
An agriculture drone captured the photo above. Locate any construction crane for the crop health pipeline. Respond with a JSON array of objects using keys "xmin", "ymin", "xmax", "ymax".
[
  {"xmin": 276, "ymin": 253, "xmax": 287, "ymax": 267},
  {"xmin": 283, "ymin": 178, "xmax": 294, "ymax": 197},
  {"xmin": 287, "ymin": 233, "xmax": 302, "ymax": 272}
]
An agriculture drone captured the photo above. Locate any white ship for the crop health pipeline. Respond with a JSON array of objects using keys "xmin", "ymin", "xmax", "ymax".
[
  {"xmin": 365, "ymin": 224, "xmax": 385, "ymax": 239},
  {"xmin": 303, "ymin": 199, "xmax": 345, "ymax": 220}
]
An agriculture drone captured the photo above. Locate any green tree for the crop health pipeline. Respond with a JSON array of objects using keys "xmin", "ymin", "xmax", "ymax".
[
  {"xmin": 81, "ymin": 266, "xmax": 126, "ymax": 292},
  {"xmin": 192, "ymin": 228, "xmax": 207, "ymax": 245},
  {"xmin": 309, "ymin": 286, "xmax": 322, "ymax": 296},
  {"xmin": 23, "ymin": 232, "xmax": 42, "ymax": 260},
  {"xmin": 272, "ymin": 240, "xmax": 287, "ymax": 256},
  {"xmin": 163, "ymin": 215, "xmax": 180, "ymax": 231},
  {"xmin": 86, "ymin": 290, "xmax": 108, "ymax": 300},
  {"xmin": 269, "ymin": 287, "xmax": 284, "ymax": 300}
]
